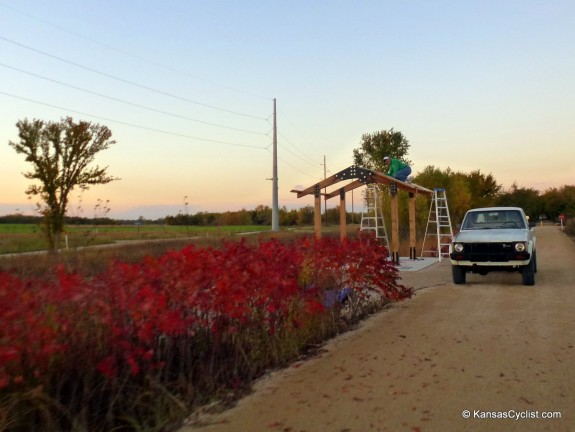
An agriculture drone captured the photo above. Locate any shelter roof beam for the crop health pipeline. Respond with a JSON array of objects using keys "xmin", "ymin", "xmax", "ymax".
[{"xmin": 291, "ymin": 165, "xmax": 434, "ymax": 199}]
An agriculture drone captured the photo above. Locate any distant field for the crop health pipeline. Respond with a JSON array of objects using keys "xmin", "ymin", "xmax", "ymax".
[{"xmin": 0, "ymin": 223, "xmax": 271, "ymax": 254}]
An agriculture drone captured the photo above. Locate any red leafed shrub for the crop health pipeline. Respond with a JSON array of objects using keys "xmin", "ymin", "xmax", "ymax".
[
  {"xmin": 0, "ymin": 235, "xmax": 411, "ymax": 431},
  {"xmin": 299, "ymin": 234, "xmax": 411, "ymax": 302}
]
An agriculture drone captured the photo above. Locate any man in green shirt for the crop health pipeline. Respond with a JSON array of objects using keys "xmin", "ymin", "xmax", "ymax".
[{"xmin": 383, "ymin": 156, "xmax": 411, "ymax": 182}]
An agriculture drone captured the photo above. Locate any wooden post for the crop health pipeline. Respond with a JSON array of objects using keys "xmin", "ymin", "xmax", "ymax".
[
  {"xmin": 409, "ymin": 192, "xmax": 416, "ymax": 259},
  {"xmin": 339, "ymin": 188, "xmax": 347, "ymax": 240},
  {"xmin": 314, "ymin": 184, "xmax": 322, "ymax": 238},
  {"xmin": 390, "ymin": 182, "xmax": 400, "ymax": 264}
]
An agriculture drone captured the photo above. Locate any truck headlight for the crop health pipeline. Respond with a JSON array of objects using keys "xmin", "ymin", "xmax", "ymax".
[
  {"xmin": 514, "ymin": 242, "xmax": 526, "ymax": 252},
  {"xmin": 453, "ymin": 243, "xmax": 464, "ymax": 253}
]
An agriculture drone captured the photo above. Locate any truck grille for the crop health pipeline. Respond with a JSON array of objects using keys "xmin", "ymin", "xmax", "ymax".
[
  {"xmin": 450, "ymin": 242, "xmax": 530, "ymax": 262},
  {"xmin": 464, "ymin": 243, "xmax": 513, "ymax": 262}
]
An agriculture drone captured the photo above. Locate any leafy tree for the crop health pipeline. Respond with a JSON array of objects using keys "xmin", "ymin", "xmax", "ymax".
[
  {"xmin": 495, "ymin": 183, "xmax": 542, "ymax": 221},
  {"xmin": 251, "ymin": 205, "xmax": 272, "ymax": 225},
  {"xmin": 557, "ymin": 185, "xmax": 575, "ymax": 218},
  {"xmin": 8, "ymin": 117, "xmax": 118, "ymax": 252},
  {"xmin": 540, "ymin": 185, "xmax": 575, "ymax": 220},
  {"xmin": 413, "ymin": 166, "xmax": 502, "ymax": 225},
  {"xmin": 412, "ymin": 166, "xmax": 454, "ymax": 232},
  {"xmin": 448, "ymin": 173, "xmax": 473, "ymax": 225},
  {"xmin": 465, "ymin": 170, "xmax": 501, "ymax": 208},
  {"xmin": 412, "ymin": 165, "xmax": 452, "ymax": 191},
  {"xmin": 214, "ymin": 209, "xmax": 245, "ymax": 225},
  {"xmin": 192, "ymin": 211, "xmax": 217, "ymax": 226},
  {"xmin": 296, "ymin": 205, "xmax": 314, "ymax": 225},
  {"xmin": 352, "ymin": 129, "xmax": 412, "ymax": 229},
  {"xmin": 352, "ymin": 129, "xmax": 411, "ymax": 172},
  {"xmin": 279, "ymin": 206, "xmax": 298, "ymax": 226}
]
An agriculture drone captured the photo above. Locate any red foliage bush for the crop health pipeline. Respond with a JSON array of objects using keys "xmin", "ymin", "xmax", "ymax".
[{"xmin": 0, "ymin": 235, "xmax": 411, "ymax": 429}]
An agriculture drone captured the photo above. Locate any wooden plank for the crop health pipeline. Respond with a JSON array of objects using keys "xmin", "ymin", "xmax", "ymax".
[
  {"xmin": 314, "ymin": 193, "xmax": 322, "ymax": 238},
  {"xmin": 295, "ymin": 172, "xmax": 343, "ymax": 198},
  {"xmin": 370, "ymin": 172, "xmax": 433, "ymax": 195},
  {"xmin": 390, "ymin": 192, "xmax": 399, "ymax": 263},
  {"xmin": 339, "ymin": 188, "xmax": 347, "ymax": 240},
  {"xmin": 409, "ymin": 193, "xmax": 416, "ymax": 259},
  {"xmin": 324, "ymin": 175, "xmax": 432, "ymax": 200},
  {"xmin": 324, "ymin": 179, "xmax": 364, "ymax": 199}
]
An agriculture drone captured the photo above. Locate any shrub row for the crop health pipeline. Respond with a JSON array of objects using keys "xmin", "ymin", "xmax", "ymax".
[{"xmin": 0, "ymin": 235, "xmax": 411, "ymax": 431}]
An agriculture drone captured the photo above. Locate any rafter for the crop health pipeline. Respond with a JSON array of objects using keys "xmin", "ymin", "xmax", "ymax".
[{"xmin": 291, "ymin": 165, "xmax": 433, "ymax": 199}]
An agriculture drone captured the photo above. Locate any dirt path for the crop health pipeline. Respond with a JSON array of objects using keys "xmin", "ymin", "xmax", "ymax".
[{"xmin": 181, "ymin": 225, "xmax": 575, "ymax": 432}]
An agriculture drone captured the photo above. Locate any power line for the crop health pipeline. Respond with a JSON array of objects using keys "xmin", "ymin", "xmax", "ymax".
[
  {"xmin": 0, "ymin": 91, "xmax": 268, "ymax": 150},
  {"xmin": 266, "ymin": 147, "xmax": 320, "ymax": 180},
  {"xmin": 278, "ymin": 132, "xmax": 320, "ymax": 167},
  {"xmin": 0, "ymin": 2, "xmax": 272, "ymax": 101},
  {"xmin": 0, "ymin": 35, "xmax": 268, "ymax": 121},
  {"xmin": 0, "ymin": 62, "xmax": 268, "ymax": 136},
  {"xmin": 278, "ymin": 137, "xmax": 321, "ymax": 167},
  {"xmin": 278, "ymin": 109, "xmax": 323, "ymax": 162}
]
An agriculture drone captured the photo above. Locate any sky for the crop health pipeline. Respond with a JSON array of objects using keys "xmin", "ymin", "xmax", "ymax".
[{"xmin": 1, "ymin": 1, "xmax": 574, "ymax": 220}]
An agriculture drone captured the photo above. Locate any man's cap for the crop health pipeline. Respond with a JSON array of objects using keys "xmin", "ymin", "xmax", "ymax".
[{"xmin": 383, "ymin": 156, "xmax": 390, "ymax": 161}]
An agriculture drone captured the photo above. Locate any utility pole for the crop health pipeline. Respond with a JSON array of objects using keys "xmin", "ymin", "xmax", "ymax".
[{"xmin": 271, "ymin": 98, "xmax": 279, "ymax": 231}]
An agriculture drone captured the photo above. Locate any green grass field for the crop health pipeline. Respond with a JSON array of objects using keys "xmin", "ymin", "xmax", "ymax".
[{"xmin": 0, "ymin": 223, "xmax": 272, "ymax": 255}]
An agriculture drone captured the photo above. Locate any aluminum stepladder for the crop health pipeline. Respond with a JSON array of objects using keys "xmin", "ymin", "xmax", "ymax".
[
  {"xmin": 360, "ymin": 184, "xmax": 389, "ymax": 249},
  {"xmin": 421, "ymin": 188, "xmax": 453, "ymax": 261}
]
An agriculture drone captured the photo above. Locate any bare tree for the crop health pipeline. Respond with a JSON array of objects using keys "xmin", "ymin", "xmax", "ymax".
[{"xmin": 9, "ymin": 117, "xmax": 119, "ymax": 252}]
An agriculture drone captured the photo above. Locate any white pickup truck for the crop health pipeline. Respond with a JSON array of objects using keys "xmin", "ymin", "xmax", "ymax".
[{"xmin": 449, "ymin": 207, "xmax": 537, "ymax": 286}]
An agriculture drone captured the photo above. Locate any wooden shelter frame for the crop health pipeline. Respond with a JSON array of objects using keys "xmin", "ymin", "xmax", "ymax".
[{"xmin": 292, "ymin": 165, "xmax": 433, "ymax": 263}]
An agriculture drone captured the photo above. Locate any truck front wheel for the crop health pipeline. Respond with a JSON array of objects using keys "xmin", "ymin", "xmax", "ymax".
[
  {"xmin": 522, "ymin": 259, "xmax": 535, "ymax": 286},
  {"xmin": 452, "ymin": 265, "xmax": 466, "ymax": 284}
]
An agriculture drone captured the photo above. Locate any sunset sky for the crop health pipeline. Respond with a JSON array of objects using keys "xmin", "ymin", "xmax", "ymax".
[{"xmin": 1, "ymin": 1, "xmax": 574, "ymax": 220}]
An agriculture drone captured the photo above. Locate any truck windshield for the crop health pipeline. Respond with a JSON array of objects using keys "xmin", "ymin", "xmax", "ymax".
[{"xmin": 462, "ymin": 210, "xmax": 526, "ymax": 230}]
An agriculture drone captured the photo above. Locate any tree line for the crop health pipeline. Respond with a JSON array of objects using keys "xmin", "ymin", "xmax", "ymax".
[
  {"xmin": 163, "ymin": 205, "xmax": 365, "ymax": 227},
  {"xmin": 164, "ymin": 205, "xmax": 315, "ymax": 227},
  {"xmin": 413, "ymin": 167, "xmax": 575, "ymax": 224}
]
